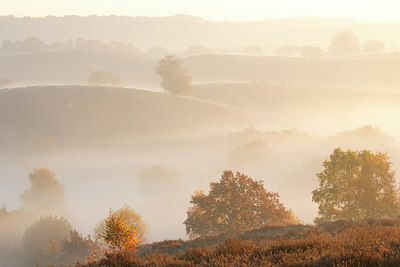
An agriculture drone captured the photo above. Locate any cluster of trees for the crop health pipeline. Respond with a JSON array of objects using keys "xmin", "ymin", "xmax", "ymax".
[
  {"xmin": 22, "ymin": 216, "xmax": 92, "ymax": 265},
  {"xmin": 3, "ymin": 146, "xmax": 400, "ymax": 265},
  {"xmin": 329, "ymin": 30, "xmax": 386, "ymax": 57},
  {"xmin": 81, "ymin": 146, "xmax": 400, "ymax": 265},
  {"xmin": 0, "ymin": 36, "xmax": 213, "ymax": 58}
]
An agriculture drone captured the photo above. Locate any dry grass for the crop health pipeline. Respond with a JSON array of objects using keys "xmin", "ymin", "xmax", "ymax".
[{"xmin": 78, "ymin": 220, "xmax": 400, "ymax": 266}]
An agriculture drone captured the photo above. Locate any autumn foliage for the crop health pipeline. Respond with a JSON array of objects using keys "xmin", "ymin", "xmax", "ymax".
[
  {"xmin": 101, "ymin": 210, "xmax": 141, "ymax": 252},
  {"xmin": 79, "ymin": 220, "xmax": 400, "ymax": 266},
  {"xmin": 184, "ymin": 170, "xmax": 298, "ymax": 237}
]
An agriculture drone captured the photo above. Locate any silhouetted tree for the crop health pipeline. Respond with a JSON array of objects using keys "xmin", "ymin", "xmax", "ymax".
[
  {"xmin": 138, "ymin": 165, "xmax": 182, "ymax": 195},
  {"xmin": 244, "ymin": 45, "xmax": 263, "ymax": 55},
  {"xmin": 301, "ymin": 46, "xmax": 323, "ymax": 59},
  {"xmin": 182, "ymin": 45, "xmax": 213, "ymax": 57},
  {"xmin": 274, "ymin": 45, "xmax": 301, "ymax": 57},
  {"xmin": 155, "ymin": 55, "xmax": 191, "ymax": 95},
  {"xmin": 184, "ymin": 170, "xmax": 298, "ymax": 237},
  {"xmin": 329, "ymin": 30, "xmax": 360, "ymax": 57},
  {"xmin": 23, "ymin": 216, "xmax": 73, "ymax": 266},
  {"xmin": 87, "ymin": 70, "xmax": 123, "ymax": 86},
  {"xmin": 312, "ymin": 148, "xmax": 400, "ymax": 223},
  {"xmin": 20, "ymin": 168, "xmax": 65, "ymax": 215},
  {"xmin": 23, "ymin": 36, "xmax": 47, "ymax": 53},
  {"xmin": 362, "ymin": 39, "xmax": 386, "ymax": 54},
  {"xmin": 61, "ymin": 230, "xmax": 93, "ymax": 264}
]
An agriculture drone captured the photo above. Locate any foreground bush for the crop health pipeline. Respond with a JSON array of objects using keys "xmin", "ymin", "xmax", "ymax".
[{"xmin": 79, "ymin": 220, "xmax": 400, "ymax": 266}]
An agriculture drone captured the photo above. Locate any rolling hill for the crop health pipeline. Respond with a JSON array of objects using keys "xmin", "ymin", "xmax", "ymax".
[
  {"xmin": 0, "ymin": 85, "xmax": 243, "ymax": 150},
  {"xmin": 2, "ymin": 51, "xmax": 400, "ymax": 92},
  {"xmin": 183, "ymin": 54, "xmax": 400, "ymax": 92},
  {"xmin": 0, "ymin": 50, "xmax": 158, "ymax": 88}
]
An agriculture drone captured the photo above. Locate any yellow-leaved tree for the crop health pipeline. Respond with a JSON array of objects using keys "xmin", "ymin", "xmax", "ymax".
[{"xmin": 101, "ymin": 211, "xmax": 140, "ymax": 252}]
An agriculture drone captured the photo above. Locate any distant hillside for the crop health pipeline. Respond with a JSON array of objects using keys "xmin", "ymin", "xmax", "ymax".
[
  {"xmin": 3, "ymin": 52, "xmax": 400, "ymax": 92},
  {"xmin": 1, "ymin": 15, "xmax": 399, "ymax": 50},
  {"xmin": 0, "ymin": 50, "xmax": 158, "ymax": 88},
  {"xmin": 184, "ymin": 54, "xmax": 400, "ymax": 91},
  {"xmin": 190, "ymin": 82, "xmax": 400, "ymax": 110},
  {"xmin": 0, "ymin": 86, "xmax": 242, "ymax": 149}
]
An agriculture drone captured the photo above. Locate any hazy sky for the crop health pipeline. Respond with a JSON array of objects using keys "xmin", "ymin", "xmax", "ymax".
[{"xmin": 2, "ymin": 0, "xmax": 400, "ymax": 22}]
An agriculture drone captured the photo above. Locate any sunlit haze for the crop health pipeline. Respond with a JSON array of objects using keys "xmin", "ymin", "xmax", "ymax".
[
  {"xmin": 2, "ymin": 1, "xmax": 400, "ymax": 266},
  {"xmin": 1, "ymin": 0, "xmax": 400, "ymax": 22}
]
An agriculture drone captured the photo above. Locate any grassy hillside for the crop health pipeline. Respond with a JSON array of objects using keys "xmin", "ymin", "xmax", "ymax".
[
  {"xmin": 81, "ymin": 220, "xmax": 400, "ymax": 266},
  {"xmin": 0, "ymin": 50, "xmax": 158, "ymax": 87},
  {"xmin": 184, "ymin": 54, "xmax": 400, "ymax": 92},
  {"xmin": 0, "ymin": 85, "xmax": 242, "ymax": 149},
  {"xmin": 3, "ymin": 51, "xmax": 400, "ymax": 92},
  {"xmin": 190, "ymin": 82, "xmax": 400, "ymax": 110}
]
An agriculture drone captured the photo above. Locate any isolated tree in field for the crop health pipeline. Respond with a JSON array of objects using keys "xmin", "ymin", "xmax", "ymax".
[
  {"xmin": 329, "ymin": 30, "xmax": 360, "ymax": 57},
  {"xmin": 20, "ymin": 168, "xmax": 65, "ymax": 215},
  {"xmin": 301, "ymin": 46, "xmax": 323, "ymax": 59},
  {"xmin": 87, "ymin": 70, "xmax": 123, "ymax": 86},
  {"xmin": 362, "ymin": 39, "xmax": 386, "ymax": 54},
  {"xmin": 312, "ymin": 148, "xmax": 400, "ymax": 223},
  {"xmin": 184, "ymin": 170, "xmax": 298, "ymax": 237},
  {"xmin": 100, "ymin": 210, "xmax": 140, "ymax": 252},
  {"xmin": 155, "ymin": 55, "xmax": 191, "ymax": 95},
  {"xmin": 95, "ymin": 204, "xmax": 148, "ymax": 244}
]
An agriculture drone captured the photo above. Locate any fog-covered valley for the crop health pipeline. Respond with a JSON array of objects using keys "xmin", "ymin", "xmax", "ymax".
[{"xmin": 2, "ymin": 11, "xmax": 400, "ymax": 266}]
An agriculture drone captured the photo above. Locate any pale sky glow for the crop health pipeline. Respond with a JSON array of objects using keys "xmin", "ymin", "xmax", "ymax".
[{"xmin": 2, "ymin": 0, "xmax": 400, "ymax": 22}]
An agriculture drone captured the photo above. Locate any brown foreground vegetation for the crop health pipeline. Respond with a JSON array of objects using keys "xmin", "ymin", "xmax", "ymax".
[{"xmin": 78, "ymin": 220, "xmax": 400, "ymax": 266}]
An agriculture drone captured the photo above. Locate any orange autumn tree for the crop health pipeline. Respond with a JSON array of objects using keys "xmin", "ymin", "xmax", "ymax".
[
  {"xmin": 184, "ymin": 170, "xmax": 299, "ymax": 237},
  {"xmin": 101, "ymin": 210, "xmax": 140, "ymax": 252}
]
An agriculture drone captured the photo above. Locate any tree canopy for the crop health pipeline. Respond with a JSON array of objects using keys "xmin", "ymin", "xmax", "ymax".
[
  {"xmin": 99, "ymin": 209, "xmax": 141, "ymax": 252},
  {"xmin": 22, "ymin": 216, "xmax": 73, "ymax": 266},
  {"xmin": 184, "ymin": 170, "xmax": 299, "ymax": 237},
  {"xmin": 20, "ymin": 168, "xmax": 65, "ymax": 215},
  {"xmin": 95, "ymin": 204, "xmax": 148, "ymax": 244},
  {"xmin": 329, "ymin": 30, "xmax": 360, "ymax": 57},
  {"xmin": 87, "ymin": 70, "xmax": 123, "ymax": 86},
  {"xmin": 155, "ymin": 55, "xmax": 191, "ymax": 95},
  {"xmin": 312, "ymin": 148, "xmax": 400, "ymax": 223}
]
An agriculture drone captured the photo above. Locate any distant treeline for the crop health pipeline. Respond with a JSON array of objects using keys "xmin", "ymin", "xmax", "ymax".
[
  {"xmin": 0, "ymin": 37, "xmax": 141, "ymax": 56},
  {"xmin": 1, "ymin": 15, "xmax": 400, "ymax": 52}
]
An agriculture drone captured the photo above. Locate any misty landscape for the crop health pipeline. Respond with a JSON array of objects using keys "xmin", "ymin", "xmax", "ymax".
[{"xmin": 2, "ymin": 2, "xmax": 400, "ymax": 266}]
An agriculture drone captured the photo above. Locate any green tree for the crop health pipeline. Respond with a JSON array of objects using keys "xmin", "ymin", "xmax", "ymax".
[
  {"xmin": 312, "ymin": 148, "xmax": 400, "ymax": 223},
  {"xmin": 155, "ymin": 55, "xmax": 191, "ymax": 95},
  {"xmin": 184, "ymin": 170, "xmax": 299, "ymax": 237}
]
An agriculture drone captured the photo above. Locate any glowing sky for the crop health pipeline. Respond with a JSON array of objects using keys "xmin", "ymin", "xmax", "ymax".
[{"xmin": 2, "ymin": 0, "xmax": 400, "ymax": 22}]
